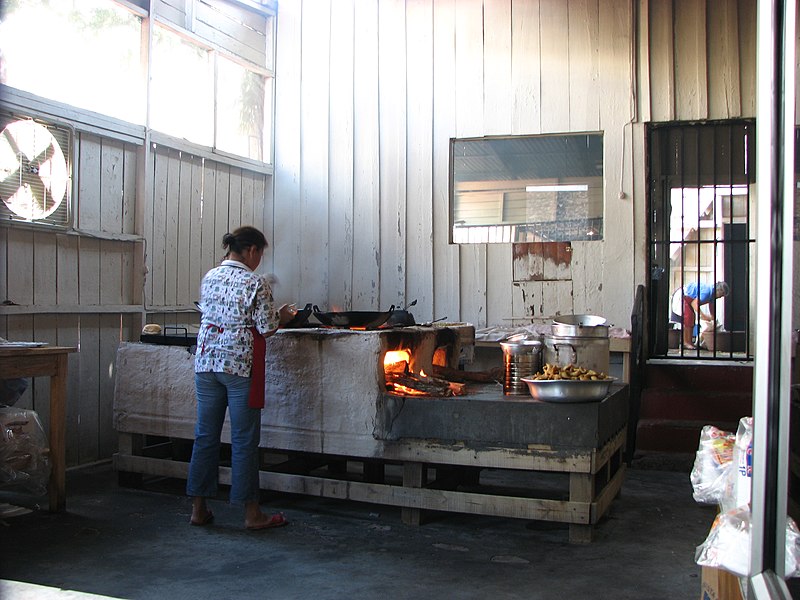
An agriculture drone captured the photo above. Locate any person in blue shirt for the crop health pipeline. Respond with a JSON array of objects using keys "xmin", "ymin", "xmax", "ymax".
[{"xmin": 682, "ymin": 281, "xmax": 730, "ymax": 349}]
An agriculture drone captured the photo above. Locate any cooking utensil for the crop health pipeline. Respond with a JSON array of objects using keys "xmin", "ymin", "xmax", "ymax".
[
  {"xmin": 312, "ymin": 305, "xmax": 396, "ymax": 329},
  {"xmin": 284, "ymin": 303, "xmax": 313, "ymax": 328},
  {"xmin": 385, "ymin": 299, "xmax": 417, "ymax": 327},
  {"xmin": 499, "ymin": 337, "xmax": 543, "ymax": 395},
  {"xmin": 520, "ymin": 376, "xmax": 616, "ymax": 403},
  {"xmin": 551, "ymin": 314, "xmax": 609, "ymax": 338}
]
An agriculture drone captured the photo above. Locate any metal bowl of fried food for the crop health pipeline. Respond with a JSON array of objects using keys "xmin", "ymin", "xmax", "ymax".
[{"xmin": 520, "ymin": 376, "xmax": 617, "ymax": 403}]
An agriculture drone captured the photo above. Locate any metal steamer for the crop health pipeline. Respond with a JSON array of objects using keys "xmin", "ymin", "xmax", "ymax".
[
  {"xmin": 543, "ymin": 315, "xmax": 610, "ymax": 375},
  {"xmin": 500, "ymin": 336, "xmax": 542, "ymax": 395}
]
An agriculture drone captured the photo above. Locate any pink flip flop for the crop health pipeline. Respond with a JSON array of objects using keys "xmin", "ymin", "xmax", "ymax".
[{"xmin": 246, "ymin": 512, "xmax": 288, "ymax": 531}]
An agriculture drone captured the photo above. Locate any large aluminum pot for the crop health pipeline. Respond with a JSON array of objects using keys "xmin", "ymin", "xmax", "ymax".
[
  {"xmin": 551, "ymin": 314, "xmax": 609, "ymax": 338},
  {"xmin": 542, "ymin": 333, "xmax": 610, "ymax": 375}
]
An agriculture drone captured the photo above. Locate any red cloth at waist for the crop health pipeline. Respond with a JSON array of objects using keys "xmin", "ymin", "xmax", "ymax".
[
  {"xmin": 248, "ymin": 326, "xmax": 266, "ymax": 409},
  {"xmin": 682, "ymin": 295, "xmax": 696, "ymax": 331}
]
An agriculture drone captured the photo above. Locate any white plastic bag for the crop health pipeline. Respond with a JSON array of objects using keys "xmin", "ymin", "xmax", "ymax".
[
  {"xmin": 690, "ymin": 425, "xmax": 735, "ymax": 504},
  {"xmin": 695, "ymin": 506, "xmax": 800, "ymax": 578},
  {"xmin": 0, "ymin": 406, "xmax": 50, "ymax": 496},
  {"xmin": 721, "ymin": 417, "xmax": 753, "ymax": 513}
]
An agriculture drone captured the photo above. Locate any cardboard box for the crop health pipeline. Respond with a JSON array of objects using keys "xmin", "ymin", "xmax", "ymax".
[{"xmin": 700, "ymin": 567, "xmax": 744, "ymax": 600}]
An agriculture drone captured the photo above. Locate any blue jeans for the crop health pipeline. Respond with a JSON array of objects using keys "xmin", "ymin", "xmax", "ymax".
[{"xmin": 186, "ymin": 372, "xmax": 261, "ymax": 506}]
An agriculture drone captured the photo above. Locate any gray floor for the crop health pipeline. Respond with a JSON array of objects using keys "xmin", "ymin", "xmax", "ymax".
[{"xmin": 0, "ymin": 459, "xmax": 797, "ymax": 600}]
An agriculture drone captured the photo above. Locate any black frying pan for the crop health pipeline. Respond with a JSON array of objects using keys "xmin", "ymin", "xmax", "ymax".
[{"xmin": 312, "ymin": 305, "xmax": 395, "ymax": 329}]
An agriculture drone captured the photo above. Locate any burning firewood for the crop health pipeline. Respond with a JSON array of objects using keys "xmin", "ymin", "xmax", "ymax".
[{"xmin": 385, "ymin": 371, "xmax": 466, "ymax": 396}]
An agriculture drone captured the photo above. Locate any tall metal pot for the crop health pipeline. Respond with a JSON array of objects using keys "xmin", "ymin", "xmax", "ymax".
[{"xmin": 543, "ymin": 315, "xmax": 610, "ymax": 374}]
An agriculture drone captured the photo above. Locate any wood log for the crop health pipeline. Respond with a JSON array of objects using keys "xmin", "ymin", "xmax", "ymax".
[{"xmin": 386, "ymin": 372, "xmax": 453, "ymax": 396}]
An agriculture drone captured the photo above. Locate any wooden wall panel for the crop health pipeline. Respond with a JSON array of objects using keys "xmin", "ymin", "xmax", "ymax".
[
  {"xmin": 511, "ymin": 0, "xmax": 541, "ymax": 134},
  {"xmin": 352, "ymin": 0, "xmax": 381, "ymax": 310},
  {"xmin": 79, "ymin": 238, "xmax": 102, "ymax": 306},
  {"xmin": 568, "ymin": 0, "xmax": 601, "ymax": 132},
  {"xmin": 272, "ymin": 0, "xmax": 302, "ymax": 304},
  {"xmin": 432, "ymin": 0, "xmax": 460, "ymax": 322},
  {"xmin": 7, "ymin": 228, "xmax": 34, "ymax": 305},
  {"xmin": 328, "ymin": 0, "xmax": 355, "ymax": 311},
  {"xmin": 300, "ymin": 1, "xmax": 331, "ymax": 307},
  {"xmin": 77, "ymin": 314, "xmax": 100, "ymax": 463},
  {"xmin": 176, "ymin": 153, "xmax": 194, "ymax": 305},
  {"xmin": 33, "ymin": 232, "xmax": 58, "ymax": 306},
  {"xmin": 164, "ymin": 151, "xmax": 180, "ymax": 306},
  {"xmin": 647, "ymin": 0, "xmax": 675, "ymax": 122},
  {"xmin": 707, "ymin": 0, "xmax": 742, "ymax": 119},
  {"xmin": 674, "ymin": 0, "xmax": 709, "ymax": 120},
  {"xmin": 484, "ymin": 0, "xmax": 514, "ymax": 327},
  {"xmin": 188, "ymin": 155, "xmax": 205, "ymax": 303},
  {"xmin": 150, "ymin": 148, "xmax": 168, "ymax": 307},
  {"xmin": 378, "ymin": 0, "xmax": 408, "ymax": 311},
  {"xmin": 738, "ymin": 0, "xmax": 757, "ymax": 119},
  {"xmin": 227, "ymin": 167, "xmax": 242, "ymax": 233},
  {"xmin": 77, "ymin": 134, "xmax": 102, "ymax": 231},
  {"xmin": 56, "ymin": 234, "xmax": 79, "ymax": 305},
  {"xmin": 455, "ymin": 0, "xmax": 487, "ymax": 328},
  {"xmin": 540, "ymin": 0, "xmax": 571, "ymax": 134},
  {"xmin": 406, "ymin": 0, "xmax": 434, "ymax": 321}
]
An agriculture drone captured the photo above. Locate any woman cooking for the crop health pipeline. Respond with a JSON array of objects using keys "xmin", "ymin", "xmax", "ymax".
[{"xmin": 187, "ymin": 226, "xmax": 296, "ymax": 530}]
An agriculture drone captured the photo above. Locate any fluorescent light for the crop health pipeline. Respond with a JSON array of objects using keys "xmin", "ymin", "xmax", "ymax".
[{"xmin": 525, "ymin": 184, "xmax": 588, "ymax": 193}]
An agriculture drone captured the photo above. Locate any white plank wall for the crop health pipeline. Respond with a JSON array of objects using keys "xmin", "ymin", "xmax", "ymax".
[{"xmin": 270, "ymin": 0, "xmax": 761, "ymax": 330}]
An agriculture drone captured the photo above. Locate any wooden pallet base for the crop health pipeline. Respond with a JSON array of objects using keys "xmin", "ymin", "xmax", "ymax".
[{"xmin": 114, "ymin": 430, "xmax": 626, "ymax": 544}]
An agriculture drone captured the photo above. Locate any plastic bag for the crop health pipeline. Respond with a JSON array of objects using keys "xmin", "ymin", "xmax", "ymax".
[
  {"xmin": 695, "ymin": 506, "xmax": 800, "ymax": 578},
  {"xmin": 0, "ymin": 406, "xmax": 50, "ymax": 496},
  {"xmin": 720, "ymin": 417, "xmax": 753, "ymax": 513},
  {"xmin": 690, "ymin": 425, "xmax": 736, "ymax": 504}
]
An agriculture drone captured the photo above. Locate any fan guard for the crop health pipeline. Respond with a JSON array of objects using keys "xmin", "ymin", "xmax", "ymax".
[{"xmin": 0, "ymin": 116, "xmax": 71, "ymax": 224}]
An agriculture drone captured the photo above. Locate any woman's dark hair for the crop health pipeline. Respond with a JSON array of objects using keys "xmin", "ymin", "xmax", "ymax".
[{"xmin": 222, "ymin": 226, "xmax": 268, "ymax": 255}]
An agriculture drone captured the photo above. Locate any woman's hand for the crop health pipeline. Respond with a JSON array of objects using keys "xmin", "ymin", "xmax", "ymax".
[{"xmin": 278, "ymin": 303, "xmax": 298, "ymax": 327}]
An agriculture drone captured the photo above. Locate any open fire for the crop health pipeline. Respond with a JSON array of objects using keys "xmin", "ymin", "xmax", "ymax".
[{"xmin": 383, "ymin": 349, "xmax": 466, "ymax": 397}]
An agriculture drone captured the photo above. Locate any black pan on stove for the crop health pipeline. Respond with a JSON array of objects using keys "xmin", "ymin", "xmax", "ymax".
[
  {"xmin": 312, "ymin": 305, "xmax": 395, "ymax": 329},
  {"xmin": 283, "ymin": 303, "xmax": 314, "ymax": 328}
]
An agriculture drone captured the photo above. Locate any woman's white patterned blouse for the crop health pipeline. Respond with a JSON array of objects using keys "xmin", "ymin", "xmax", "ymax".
[{"xmin": 194, "ymin": 260, "xmax": 280, "ymax": 377}]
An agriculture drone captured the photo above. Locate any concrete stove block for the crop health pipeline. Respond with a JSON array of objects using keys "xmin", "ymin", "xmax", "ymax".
[{"xmin": 375, "ymin": 384, "xmax": 629, "ymax": 450}]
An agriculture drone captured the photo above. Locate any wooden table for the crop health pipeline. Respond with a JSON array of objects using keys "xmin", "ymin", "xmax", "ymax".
[{"xmin": 0, "ymin": 345, "xmax": 77, "ymax": 512}]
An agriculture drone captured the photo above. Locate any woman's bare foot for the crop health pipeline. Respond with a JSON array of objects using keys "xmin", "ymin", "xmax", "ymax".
[
  {"xmin": 245, "ymin": 512, "xmax": 288, "ymax": 530},
  {"xmin": 190, "ymin": 497, "xmax": 214, "ymax": 526},
  {"xmin": 244, "ymin": 501, "xmax": 288, "ymax": 530}
]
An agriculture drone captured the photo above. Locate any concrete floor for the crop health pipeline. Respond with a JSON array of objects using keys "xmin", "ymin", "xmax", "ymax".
[{"xmin": 0, "ymin": 460, "xmax": 797, "ymax": 600}]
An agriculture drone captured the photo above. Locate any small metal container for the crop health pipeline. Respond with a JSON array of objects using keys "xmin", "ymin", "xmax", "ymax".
[{"xmin": 500, "ymin": 336, "xmax": 542, "ymax": 395}]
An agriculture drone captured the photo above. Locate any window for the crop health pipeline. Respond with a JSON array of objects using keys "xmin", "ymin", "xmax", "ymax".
[
  {"xmin": 0, "ymin": 0, "xmax": 276, "ymax": 165},
  {"xmin": 647, "ymin": 120, "xmax": 755, "ymax": 360},
  {"xmin": 150, "ymin": 24, "xmax": 215, "ymax": 147},
  {"xmin": 0, "ymin": 0, "xmax": 145, "ymax": 124},
  {"xmin": 449, "ymin": 133, "xmax": 604, "ymax": 243}
]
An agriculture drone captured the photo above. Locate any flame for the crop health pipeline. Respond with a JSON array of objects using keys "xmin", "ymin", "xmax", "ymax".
[
  {"xmin": 384, "ymin": 349, "xmax": 411, "ymax": 366},
  {"xmin": 419, "ymin": 369, "xmax": 427, "ymax": 378}
]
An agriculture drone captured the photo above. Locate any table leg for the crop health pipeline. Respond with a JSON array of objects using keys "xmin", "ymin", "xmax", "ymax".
[
  {"xmin": 49, "ymin": 354, "xmax": 67, "ymax": 512},
  {"xmin": 402, "ymin": 462, "xmax": 424, "ymax": 525},
  {"xmin": 569, "ymin": 472, "xmax": 594, "ymax": 544}
]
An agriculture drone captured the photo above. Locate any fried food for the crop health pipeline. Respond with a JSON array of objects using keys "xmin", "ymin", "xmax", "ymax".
[{"xmin": 531, "ymin": 363, "xmax": 608, "ymax": 381}]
